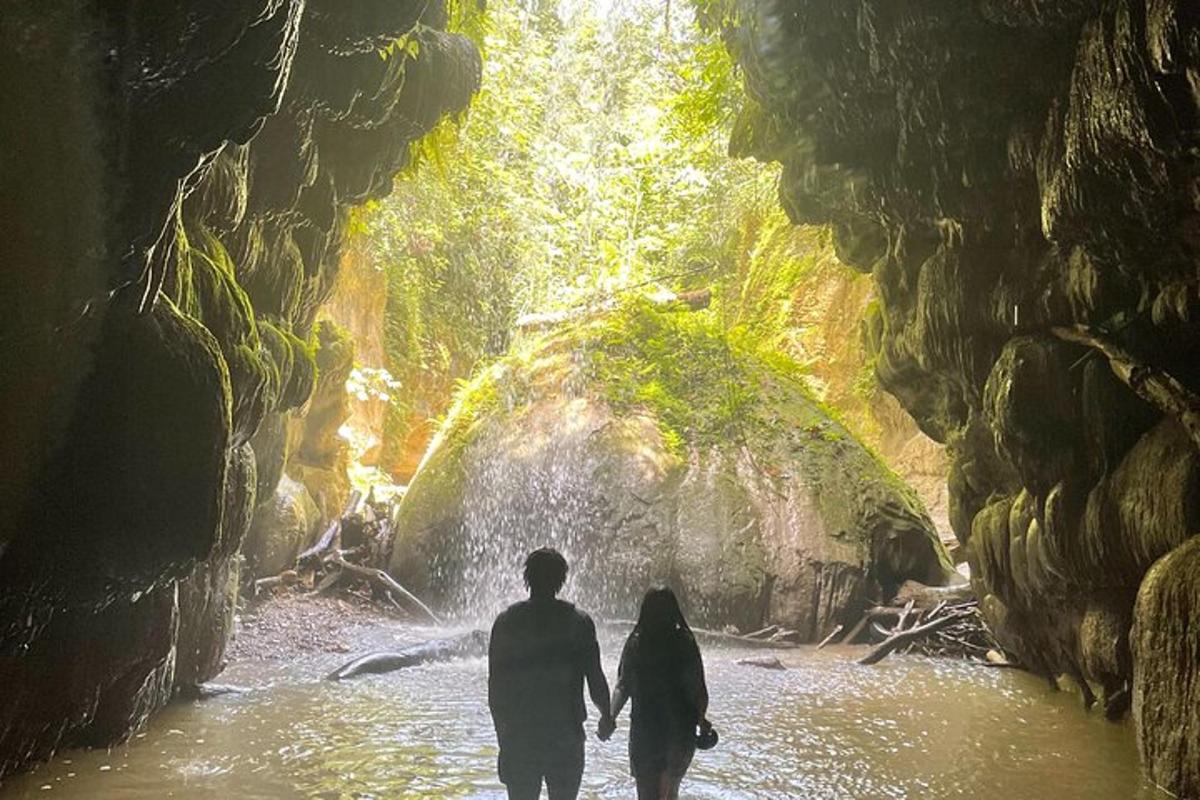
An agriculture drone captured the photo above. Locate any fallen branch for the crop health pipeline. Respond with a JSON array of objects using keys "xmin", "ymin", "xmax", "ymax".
[
  {"xmin": 736, "ymin": 656, "xmax": 786, "ymax": 670},
  {"xmin": 891, "ymin": 580, "xmax": 973, "ymax": 609},
  {"xmin": 842, "ymin": 613, "xmax": 873, "ymax": 645},
  {"xmin": 176, "ymin": 682, "xmax": 250, "ymax": 701},
  {"xmin": 253, "ymin": 569, "xmax": 300, "ymax": 596},
  {"xmin": 816, "ymin": 624, "xmax": 845, "ymax": 649},
  {"xmin": 328, "ymin": 554, "xmax": 441, "ymax": 625},
  {"xmin": 769, "ymin": 628, "xmax": 802, "ymax": 644},
  {"xmin": 603, "ymin": 620, "xmax": 798, "ymax": 649},
  {"xmin": 297, "ymin": 490, "xmax": 363, "ymax": 569},
  {"xmin": 744, "ymin": 624, "xmax": 781, "ymax": 641},
  {"xmin": 896, "ymin": 599, "xmax": 916, "ymax": 633}
]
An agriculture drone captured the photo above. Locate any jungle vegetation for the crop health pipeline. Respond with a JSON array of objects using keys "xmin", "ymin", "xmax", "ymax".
[{"xmin": 357, "ymin": 0, "xmax": 864, "ymax": 475}]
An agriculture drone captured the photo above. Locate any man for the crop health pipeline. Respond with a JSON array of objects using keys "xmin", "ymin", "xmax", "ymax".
[{"xmin": 488, "ymin": 547, "xmax": 615, "ymax": 800}]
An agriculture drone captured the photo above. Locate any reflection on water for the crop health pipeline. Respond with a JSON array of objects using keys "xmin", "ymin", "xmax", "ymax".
[{"xmin": 0, "ymin": 631, "xmax": 1166, "ymax": 799}]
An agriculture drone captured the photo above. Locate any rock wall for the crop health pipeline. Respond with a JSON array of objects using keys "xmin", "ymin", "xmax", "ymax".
[
  {"xmin": 714, "ymin": 1, "xmax": 1200, "ymax": 792},
  {"xmin": 0, "ymin": 2, "xmax": 479, "ymax": 778}
]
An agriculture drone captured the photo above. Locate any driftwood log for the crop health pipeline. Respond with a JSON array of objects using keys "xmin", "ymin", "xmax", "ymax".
[
  {"xmin": 176, "ymin": 683, "xmax": 249, "ymax": 701},
  {"xmin": 251, "ymin": 489, "xmax": 443, "ymax": 627},
  {"xmin": 849, "ymin": 598, "xmax": 1006, "ymax": 665},
  {"xmin": 736, "ymin": 656, "xmax": 787, "ymax": 670},
  {"xmin": 253, "ymin": 569, "xmax": 300, "ymax": 596},
  {"xmin": 327, "ymin": 630, "xmax": 489, "ymax": 681},
  {"xmin": 816, "ymin": 624, "xmax": 845, "ymax": 649},
  {"xmin": 891, "ymin": 579, "xmax": 974, "ymax": 609}
]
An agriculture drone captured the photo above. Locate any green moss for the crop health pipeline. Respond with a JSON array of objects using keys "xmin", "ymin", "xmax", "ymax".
[
  {"xmin": 574, "ymin": 297, "xmax": 819, "ymax": 457},
  {"xmin": 409, "ymin": 296, "xmax": 946, "ymax": 567},
  {"xmin": 259, "ymin": 319, "xmax": 317, "ymax": 410}
]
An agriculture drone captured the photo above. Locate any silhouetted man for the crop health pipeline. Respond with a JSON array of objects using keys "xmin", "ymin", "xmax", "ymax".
[{"xmin": 489, "ymin": 547, "xmax": 614, "ymax": 800}]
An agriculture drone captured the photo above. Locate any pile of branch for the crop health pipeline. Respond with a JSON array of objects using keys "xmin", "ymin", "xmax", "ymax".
[
  {"xmin": 853, "ymin": 600, "xmax": 1006, "ymax": 666},
  {"xmin": 252, "ymin": 490, "xmax": 441, "ymax": 625}
]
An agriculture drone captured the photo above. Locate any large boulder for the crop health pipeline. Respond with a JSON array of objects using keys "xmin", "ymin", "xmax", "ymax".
[
  {"xmin": 390, "ymin": 302, "xmax": 955, "ymax": 635},
  {"xmin": 244, "ymin": 474, "xmax": 321, "ymax": 578}
]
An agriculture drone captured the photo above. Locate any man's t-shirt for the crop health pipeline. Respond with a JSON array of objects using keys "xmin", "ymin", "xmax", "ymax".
[{"xmin": 488, "ymin": 597, "xmax": 602, "ymax": 751}]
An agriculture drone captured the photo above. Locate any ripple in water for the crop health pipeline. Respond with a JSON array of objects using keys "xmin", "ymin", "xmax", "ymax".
[{"xmin": 0, "ymin": 636, "xmax": 1168, "ymax": 800}]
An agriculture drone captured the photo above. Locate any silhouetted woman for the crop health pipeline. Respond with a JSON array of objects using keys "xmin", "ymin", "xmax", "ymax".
[{"xmin": 611, "ymin": 587, "xmax": 710, "ymax": 800}]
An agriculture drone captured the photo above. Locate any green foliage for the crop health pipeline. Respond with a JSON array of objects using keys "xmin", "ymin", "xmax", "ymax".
[
  {"xmin": 362, "ymin": 0, "xmax": 857, "ymax": 471},
  {"xmin": 446, "ymin": 0, "xmax": 492, "ymax": 51}
]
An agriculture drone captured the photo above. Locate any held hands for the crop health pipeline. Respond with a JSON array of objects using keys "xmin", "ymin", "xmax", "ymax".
[{"xmin": 597, "ymin": 714, "xmax": 616, "ymax": 742}]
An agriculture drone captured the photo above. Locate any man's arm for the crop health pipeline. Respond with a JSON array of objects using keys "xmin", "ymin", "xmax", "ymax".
[
  {"xmin": 581, "ymin": 616, "xmax": 614, "ymax": 740},
  {"xmin": 487, "ymin": 616, "xmax": 512, "ymax": 738}
]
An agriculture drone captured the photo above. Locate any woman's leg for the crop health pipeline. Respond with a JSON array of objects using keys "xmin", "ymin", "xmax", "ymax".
[
  {"xmin": 635, "ymin": 771, "xmax": 663, "ymax": 800},
  {"xmin": 633, "ymin": 770, "xmax": 679, "ymax": 800}
]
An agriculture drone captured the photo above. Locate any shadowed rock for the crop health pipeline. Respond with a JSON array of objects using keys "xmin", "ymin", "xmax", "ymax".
[
  {"xmin": 0, "ymin": 0, "xmax": 480, "ymax": 778},
  {"xmin": 713, "ymin": 1, "xmax": 1200, "ymax": 792}
]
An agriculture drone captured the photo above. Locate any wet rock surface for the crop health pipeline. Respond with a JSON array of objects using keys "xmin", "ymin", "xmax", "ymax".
[
  {"xmin": 1132, "ymin": 535, "xmax": 1200, "ymax": 795},
  {"xmin": 0, "ymin": 1, "xmax": 479, "ymax": 777},
  {"xmin": 715, "ymin": 0, "xmax": 1200, "ymax": 791},
  {"xmin": 390, "ymin": 308, "xmax": 954, "ymax": 636}
]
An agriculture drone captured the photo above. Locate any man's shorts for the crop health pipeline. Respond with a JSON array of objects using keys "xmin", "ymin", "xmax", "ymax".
[{"xmin": 498, "ymin": 728, "xmax": 585, "ymax": 799}]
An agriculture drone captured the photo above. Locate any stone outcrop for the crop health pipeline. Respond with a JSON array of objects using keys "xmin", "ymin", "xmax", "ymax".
[
  {"xmin": 0, "ymin": 2, "xmax": 479, "ymax": 777},
  {"xmin": 389, "ymin": 303, "xmax": 955, "ymax": 633},
  {"xmin": 244, "ymin": 475, "xmax": 321, "ymax": 579},
  {"xmin": 714, "ymin": 1, "xmax": 1200, "ymax": 792},
  {"xmin": 1132, "ymin": 535, "xmax": 1200, "ymax": 795}
]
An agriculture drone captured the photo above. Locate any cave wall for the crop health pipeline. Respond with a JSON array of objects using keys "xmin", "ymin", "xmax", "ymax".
[
  {"xmin": 716, "ymin": 0, "xmax": 1200, "ymax": 793},
  {"xmin": 0, "ymin": 1, "xmax": 479, "ymax": 778}
]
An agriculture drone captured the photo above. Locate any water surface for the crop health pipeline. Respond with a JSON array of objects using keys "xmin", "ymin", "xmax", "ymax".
[{"xmin": 0, "ymin": 625, "xmax": 1165, "ymax": 799}]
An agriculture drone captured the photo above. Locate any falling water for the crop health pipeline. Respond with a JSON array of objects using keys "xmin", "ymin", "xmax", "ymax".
[{"xmin": 428, "ymin": 346, "xmax": 651, "ymax": 622}]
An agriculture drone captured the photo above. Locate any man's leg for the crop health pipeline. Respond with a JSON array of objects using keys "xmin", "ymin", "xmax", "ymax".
[
  {"xmin": 499, "ymin": 744, "xmax": 543, "ymax": 800},
  {"xmin": 543, "ymin": 734, "xmax": 585, "ymax": 800},
  {"xmin": 503, "ymin": 774, "xmax": 543, "ymax": 800}
]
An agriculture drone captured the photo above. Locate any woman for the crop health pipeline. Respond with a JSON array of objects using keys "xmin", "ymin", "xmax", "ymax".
[{"xmin": 611, "ymin": 587, "xmax": 710, "ymax": 800}]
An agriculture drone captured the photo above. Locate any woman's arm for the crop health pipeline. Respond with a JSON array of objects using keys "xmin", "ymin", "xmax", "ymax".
[
  {"xmin": 684, "ymin": 638, "xmax": 709, "ymax": 724},
  {"xmin": 610, "ymin": 635, "xmax": 635, "ymax": 721},
  {"xmin": 611, "ymin": 682, "xmax": 629, "ymax": 720}
]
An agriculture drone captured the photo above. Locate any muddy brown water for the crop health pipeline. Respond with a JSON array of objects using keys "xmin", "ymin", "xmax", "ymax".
[{"xmin": 0, "ymin": 623, "xmax": 1167, "ymax": 799}]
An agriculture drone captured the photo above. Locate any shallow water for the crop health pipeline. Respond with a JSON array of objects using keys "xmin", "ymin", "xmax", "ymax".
[{"xmin": 0, "ymin": 625, "xmax": 1166, "ymax": 799}]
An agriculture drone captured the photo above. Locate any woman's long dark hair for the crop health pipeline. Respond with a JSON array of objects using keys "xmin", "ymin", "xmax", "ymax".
[{"xmin": 632, "ymin": 586, "xmax": 694, "ymax": 651}]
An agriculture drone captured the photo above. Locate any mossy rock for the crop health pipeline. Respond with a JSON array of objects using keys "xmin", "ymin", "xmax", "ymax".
[
  {"xmin": 390, "ymin": 301, "xmax": 954, "ymax": 636},
  {"xmin": 244, "ymin": 474, "xmax": 320, "ymax": 578}
]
